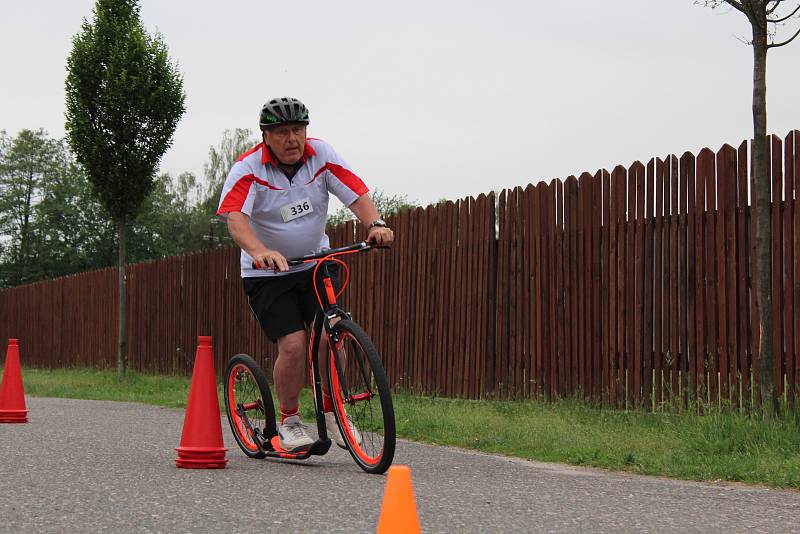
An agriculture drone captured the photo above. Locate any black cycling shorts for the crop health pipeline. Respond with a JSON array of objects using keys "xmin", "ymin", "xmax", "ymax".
[{"xmin": 242, "ymin": 264, "xmax": 340, "ymax": 343}]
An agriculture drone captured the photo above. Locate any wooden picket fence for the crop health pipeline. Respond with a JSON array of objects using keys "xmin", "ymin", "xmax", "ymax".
[{"xmin": 1, "ymin": 130, "xmax": 799, "ymax": 409}]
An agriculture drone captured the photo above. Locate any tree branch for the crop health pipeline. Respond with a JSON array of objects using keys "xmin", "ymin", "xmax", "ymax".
[
  {"xmin": 722, "ymin": 0, "xmax": 747, "ymax": 13},
  {"xmin": 766, "ymin": 0, "xmax": 784, "ymax": 16},
  {"xmin": 768, "ymin": 23, "xmax": 800, "ymax": 45},
  {"xmin": 767, "ymin": 2, "xmax": 800, "ymax": 22}
]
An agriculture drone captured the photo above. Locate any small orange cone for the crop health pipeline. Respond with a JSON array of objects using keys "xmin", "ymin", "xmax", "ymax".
[
  {"xmin": 0, "ymin": 339, "xmax": 28, "ymax": 423},
  {"xmin": 376, "ymin": 465, "xmax": 421, "ymax": 533},
  {"xmin": 175, "ymin": 336, "xmax": 228, "ymax": 468}
]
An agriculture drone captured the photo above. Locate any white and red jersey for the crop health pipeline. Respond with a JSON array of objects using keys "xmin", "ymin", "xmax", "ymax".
[{"xmin": 216, "ymin": 138, "xmax": 368, "ymax": 278}]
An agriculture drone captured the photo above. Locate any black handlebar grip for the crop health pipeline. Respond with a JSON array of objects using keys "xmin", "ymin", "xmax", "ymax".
[{"xmin": 251, "ymin": 259, "xmax": 303, "ymax": 269}]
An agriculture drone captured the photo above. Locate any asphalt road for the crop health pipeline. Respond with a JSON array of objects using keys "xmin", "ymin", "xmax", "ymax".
[{"xmin": 0, "ymin": 397, "xmax": 798, "ymax": 533}]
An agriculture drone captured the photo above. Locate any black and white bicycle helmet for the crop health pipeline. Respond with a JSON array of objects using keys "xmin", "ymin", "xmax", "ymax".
[{"xmin": 259, "ymin": 97, "xmax": 310, "ymax": 129}]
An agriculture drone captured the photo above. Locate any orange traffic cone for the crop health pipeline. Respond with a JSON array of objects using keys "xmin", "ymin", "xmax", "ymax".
[
  {"xmin": 175, "ymin": 336, "xmax": 228, "ymax": 468},
  {"xmin": 377, "ymin": 465, "xmax": 421, "ymax": 534},
  {"xmin": 0, "ymin": 339, "xmax": 28, "ymax": 423}
]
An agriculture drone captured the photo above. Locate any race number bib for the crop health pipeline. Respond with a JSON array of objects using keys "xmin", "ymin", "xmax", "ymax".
[{"xmin": 280, "ymin": 198, "xmax": 314, "ymax": 223}]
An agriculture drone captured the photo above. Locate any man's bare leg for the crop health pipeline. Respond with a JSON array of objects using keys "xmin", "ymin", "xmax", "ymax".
[{"xmin": 274, "ymin": 330, "xmax": 307, "ymax": 412}]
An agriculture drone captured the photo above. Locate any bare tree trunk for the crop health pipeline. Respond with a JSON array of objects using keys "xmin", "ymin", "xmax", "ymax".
[
  {"xmin": 117, "ymin": 218, "xmax": 128, "ymax": 378},
  {"xmin": 751, "ymin": 21, "xmax": 779, "ymax": 416}
]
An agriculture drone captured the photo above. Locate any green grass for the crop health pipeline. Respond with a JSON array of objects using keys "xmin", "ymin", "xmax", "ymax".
[
  {"xmin": 22, "ymin": 367, "xmax": 199, "ymax": 408},
  {"xmin": 394, "ymin": 393, "xmax": 800, "ymax": 489},
  {"xmin": 19, "ymin": 367, "xmax": 800, "ymax": 489}
]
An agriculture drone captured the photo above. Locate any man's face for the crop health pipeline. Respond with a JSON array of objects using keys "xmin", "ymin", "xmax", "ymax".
[{"xmin": 263, "ymin": 122, "xmax": 307, "ymax": 165}]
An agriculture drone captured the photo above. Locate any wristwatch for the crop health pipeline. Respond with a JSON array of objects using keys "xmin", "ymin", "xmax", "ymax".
[{"xmin": 368, "ymin": 219, "xmax": 387, "ymax": 229}]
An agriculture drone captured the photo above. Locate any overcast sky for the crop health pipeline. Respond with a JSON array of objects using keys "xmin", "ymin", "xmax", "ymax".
[{"xmin": 1, "ymin": 1, "xmax": 799, "ymax": 208}]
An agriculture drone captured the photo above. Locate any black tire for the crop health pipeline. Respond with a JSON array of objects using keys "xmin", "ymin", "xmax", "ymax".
[
  {"xmin": 327, "ymin": 320, "xmax": 396, "ymax": 474},
  {"xmin": 223, "ymin": 354, "xmax": 276, "ymax": 459}
]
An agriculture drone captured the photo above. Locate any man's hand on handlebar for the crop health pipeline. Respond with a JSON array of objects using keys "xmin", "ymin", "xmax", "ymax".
[
  {"xmin": 367, "ymin": 226, "xmax": 394, "ymax": 246},
  {"xmin": 252, "ymin": 249, "xmax": 289, "ymax": 272}
]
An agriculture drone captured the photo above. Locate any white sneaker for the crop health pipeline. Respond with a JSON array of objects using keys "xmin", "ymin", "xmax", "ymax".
[
  {"xmin": 325, "ymin": 411, "xmax": 362, "ymax": 449},
  {"xmin": 277, "ymin": 415, "xmax": 314, "ymax": 451}
]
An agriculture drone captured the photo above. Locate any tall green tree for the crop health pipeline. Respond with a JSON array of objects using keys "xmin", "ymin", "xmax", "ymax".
[
  {"xmin": 33, "ymin": 139, "xmax": 114, "ymax": 280},
  {"xmin": 33, "ymin": 149, "xmax": 116, "ymax": 279},
  {"xmin": 64, "ymin": 0, "xmax": 185, "ymax": 377},
  {"xmin": 0, "ymin": 129, "xmax": 115, "ymax": 286},
  {"xmin": 202, "ymin": 128, "xmax": 256, "ymax": 202},
  {"xmin": 127, "ymin": 171, "xmax": 209, "ymax": 259},
  {"xmin": 196, "ymin": 128, "xmax": 256, "ymax": 248},
  {"xmin": 0, "ymin": 131, "xmax": 8, "ymax": 267},
  {"xmin": 703, "ymin": 0, "xmax": 799, "ymax": 415},
  {"xmin": 0, "ymin": 129, "xmax": 64, "ymax": 285}
]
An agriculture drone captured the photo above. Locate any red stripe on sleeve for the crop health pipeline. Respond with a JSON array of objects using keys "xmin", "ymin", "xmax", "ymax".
[
  {"xmin": 323, "ymin": 163, "xmax": 368, "ymax": 195},
  {"xmin": 217, "ymin": 174, "xmax": 284, "ymax": 214},
  {"xmin": 217, "ymin": 175, "xmax": 256, "ymax": 214}
]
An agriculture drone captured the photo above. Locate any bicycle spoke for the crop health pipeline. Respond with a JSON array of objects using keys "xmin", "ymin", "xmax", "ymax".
[
  {"xmin": 224, "ymin": 356, "xmax": 274, "ymax": 459},
  {"xmin": 328, "ymin": 320, "xmax": 395, "ymax": 473}
]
